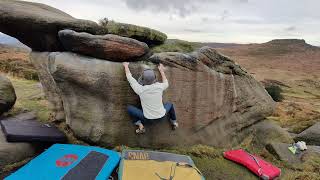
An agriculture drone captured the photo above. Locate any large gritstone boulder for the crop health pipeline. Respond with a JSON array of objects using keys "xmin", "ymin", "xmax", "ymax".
[
  {"xmin": 102, "ymin": 21, "xmax": 167, "ymax": 46},
  {"xmin": 30, "ymin": 47, "xmax": 275, "ymax": 148},
  {"xmin": 294, "ymin": 122, "xmax": 320, "ymax": 146},
  {"xmin": 58, "ymin": 30, "xmax": 150, "ymax": 62},
  {"xmin": 0, "ymin": 74, "xmax": 16, "ymax": 115},
  {"xmin": 244, "ymin": 120, "xmax": 294, "ymax": 148},
  {"xmin": 0, "ymin": 0, "xmax": 105, "ymax": 51},
  {"xmin": 266, "ymin": 142, "xmax": 320, "ymax": 164}
]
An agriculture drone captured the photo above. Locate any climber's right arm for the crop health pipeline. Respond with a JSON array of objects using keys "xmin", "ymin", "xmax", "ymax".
[
  {"xmin": 123, "ymin": 62, "xmax": 143, "ymax": 95},
  {"xmin": 158, "ymin": 63, "xmax": 169, "ymax": 90}
]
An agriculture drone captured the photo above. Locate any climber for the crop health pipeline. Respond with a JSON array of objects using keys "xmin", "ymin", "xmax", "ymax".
[{"xmin": 123, "ymin": 62, "xmax": 178, "ymax": 134}]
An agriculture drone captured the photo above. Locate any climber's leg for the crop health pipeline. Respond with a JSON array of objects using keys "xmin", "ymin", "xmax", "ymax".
[
  {"xmin": 127, "ymin": 105, "xmax": 146, "ymax": 133},
  {"xmin": 164, "ymin": 102, "xmax": 178, "ymax": 130}
]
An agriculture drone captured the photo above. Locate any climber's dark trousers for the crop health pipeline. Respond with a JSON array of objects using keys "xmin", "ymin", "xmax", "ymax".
[{"xmin": 127, "ymin": 102, "xmax": 177, "ymax": 126}]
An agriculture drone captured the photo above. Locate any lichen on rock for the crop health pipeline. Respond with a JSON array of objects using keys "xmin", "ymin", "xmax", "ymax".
[{"xmin": 102, "ymin": 20, "xmax": 167, "ymax": 46}]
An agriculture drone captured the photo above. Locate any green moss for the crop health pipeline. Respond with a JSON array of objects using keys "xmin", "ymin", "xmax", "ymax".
[
  {"xmin": 151, "ymin": 39, "xmax": 200, "ymax": 53},
  {"xmin": 100, "ymin": 19, "xmax": 167, "ymax": 44},
  {"xmin": 163, "ymin": 145, "xmax": 221, "ymax": 159}
]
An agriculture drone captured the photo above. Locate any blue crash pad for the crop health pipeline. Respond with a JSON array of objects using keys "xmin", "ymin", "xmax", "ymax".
[{"xmin": 5, "ymin": 144, "xmax": 120, "ymax": 180}]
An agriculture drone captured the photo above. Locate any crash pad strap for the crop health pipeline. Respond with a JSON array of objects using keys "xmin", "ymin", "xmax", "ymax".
[{"xmin": 62, "ymin": 151, "xmax": 108, "ymax": 180}]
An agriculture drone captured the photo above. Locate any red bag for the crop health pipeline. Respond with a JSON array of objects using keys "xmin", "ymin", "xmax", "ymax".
[{"xmin": 223, "ymin": 149, "xmax": 281, "ymax": 180}]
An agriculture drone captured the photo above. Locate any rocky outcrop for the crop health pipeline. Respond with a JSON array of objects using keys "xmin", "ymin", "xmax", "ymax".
[
  {"xmin": 58, "ymin": 30, "xmax": 150, "ymax": 62},
  {"xmin": 294, "ymin": 122, "xmax": 320, "ymax": 146},
  {"xmin": 30, "ymin": 47, "xmax": 275, "ymax": 148},
  {"xmin": 0, "ymin": 0, "xmax": 105, "ymax": 51},
  {"xmin": 266, "ymin": 142, "xmax": 320, "ymax": 164},
  {"xmin": 148, "ymin": 48, "xmax": 247, "ymax": 75},
  {"xmin": 246, "ymin": 120, "xmax": 293, "ymax": 148},
  {"xmin": 0, "ymin": 75, "xmax": 16, "ymax": 115},
  {"xmin": 102, "ymin": 21, "xmax": 167, "ymax": 46}
]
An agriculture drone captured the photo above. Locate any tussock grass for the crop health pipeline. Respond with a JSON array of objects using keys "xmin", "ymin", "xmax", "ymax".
[
  {"xmin": 270, "ymin": 80, "xmax": 320, "ymax": 133},
  {"xmin": 0, "ymin": 59, "xmax": 38, "ymax": 80}
]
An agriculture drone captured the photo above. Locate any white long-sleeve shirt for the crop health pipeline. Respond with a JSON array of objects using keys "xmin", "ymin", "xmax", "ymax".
[{"xmin": 126, "ymin": 73, "xmax": 169, "ymax": 119}]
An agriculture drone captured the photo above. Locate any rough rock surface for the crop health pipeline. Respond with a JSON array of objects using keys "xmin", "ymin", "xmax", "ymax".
[
  {"xmin": 30, "ymin": 47, "xmax": 275, "ymax": 148},
  {"xmin": 58, "ymin": 30, "xmax": 150, "ymax": 62},
  {"xmin": 29, "ymin": 52, "xmax": 65, "ymax": 121},
  {"xmin": 0, "ymin": 0, "xmax": 105, "ymax": 51},
  {"xmin": 294, "ymin": 122, "xmax": 320, "ymax": 146},
  {"xmin": 0, "ymin": 74, "xmax": 16, "ymax": 115},
  {"xmin": 266, "ymin": 142, "xmax": 320, "ymax": 164},
  {"xmin": 102, "ymin": 21, "xmax": 167, "ymax": 46},
  {"xmin": 245, "ymin": 120, "xmax": 294, "ymax": 148}
]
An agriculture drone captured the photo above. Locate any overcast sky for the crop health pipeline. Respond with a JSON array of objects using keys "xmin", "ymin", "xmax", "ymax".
[{"xmin": 5, "ymin": 0, "xmax": 320, "ymax": 45}]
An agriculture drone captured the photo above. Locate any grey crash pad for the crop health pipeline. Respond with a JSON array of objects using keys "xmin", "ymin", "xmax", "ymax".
[{"xmin": 0, "ymin": 113, "xmax": 66, "ymax": 143}]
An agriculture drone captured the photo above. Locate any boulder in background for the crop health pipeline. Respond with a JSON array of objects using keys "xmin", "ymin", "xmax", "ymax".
[
  {"xmin": 294, "ymin": 122, "xmax": 320, "ymax": 146},
  {"xmin": 0, "ymin": 74, "xmax": 16, "ymax": 115}
]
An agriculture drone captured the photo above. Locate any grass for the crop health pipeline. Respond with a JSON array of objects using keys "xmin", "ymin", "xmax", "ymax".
[
  {"xmin": 151, "ymin": 39, "xmax": 200, "ymax": 53},
  {"xmin": 281, "ymin": 153, "xmax": 320, "ymax": 180},
  {"xmin": 0, "ymin": 45, "xmax": 37, "ymax": 80},
  {"xmin": 268, "ymin": 79, "xmax": 320, "ymax": 133},
  {"xmin": 0, "ymin": 59, "xmax": 38, "ymax": 80},
  {"xmin": 6, "ymin": 77, "xmax": 88, "ymax": 145},
  {"xmin": 5, "ymin": 77, "xmax": 50, "ymax": 121},
  {"xmin": 281, "ymin": 86, "xmax": 320, "ymax": 99}
]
